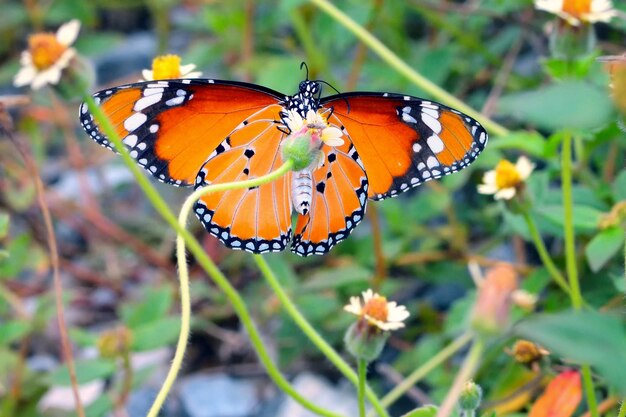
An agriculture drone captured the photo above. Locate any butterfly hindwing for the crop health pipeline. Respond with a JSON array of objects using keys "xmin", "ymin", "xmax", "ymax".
[
  {"xmin": 193, "ymin": 105, "xmax": 293, "ymax": 254},
  {"xmin": 321, "ymin": 93, "xmax": 488, "ymax": 200},
  {"xmin": 291, "ymin": 142, "xmax": 368, "ymax": 256},
  {"xmin": 79, "ymin": 79, "xmax": 283, "ymax": 186}
]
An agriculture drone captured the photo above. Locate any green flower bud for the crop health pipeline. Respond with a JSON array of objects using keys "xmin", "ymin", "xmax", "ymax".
[
  {"xmin": 281, "ymin": 131, "xmax": 321, "ymax": 171},
  {"xmin": 344, "ymin": 320, "xmax": 389, "ymax": 362},
  {"xmin": 458, "ymin": 380, "xmax": 482, "ymax": 412}
]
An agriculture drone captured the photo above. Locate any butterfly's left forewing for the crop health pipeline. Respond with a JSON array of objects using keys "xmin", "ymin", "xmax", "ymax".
[{"xmin": 80, "ymin": 79, "xmax": 283, "ymax": 186}]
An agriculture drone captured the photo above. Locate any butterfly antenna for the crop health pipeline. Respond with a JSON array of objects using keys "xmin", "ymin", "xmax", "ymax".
[
  {"xmin": 300, "ymin": 62, "xmax": 309, "ymax": 80},
  {"xmin": 315, "ymin": 79, "xmax": 351, "ymax": 114}
]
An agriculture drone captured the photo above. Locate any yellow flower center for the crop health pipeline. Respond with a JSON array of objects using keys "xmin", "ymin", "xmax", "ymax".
[
  {"xmin": 29, "ymin": 33, "xmax": 67, "ymax": 70},
  {"xmin": 494, "ymin": 160, "xmax": 522, "ymax": 190},
  {"xmin": 562, "ymin": 0, "xmax": 591, "ymax": 18},
  {"xmin": 362, "ymin": 296, "xmax": 388, "ymax": 322},
  {"xmin": 151, "ymin": 54, "xmax": 183, "ymax": 79}
]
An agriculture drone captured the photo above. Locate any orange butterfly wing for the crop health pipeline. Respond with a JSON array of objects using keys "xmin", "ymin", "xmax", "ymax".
[
  {"xmin": 321, "ymin": 93, "xmax": 488, "ymax": 200},
  {"xmin": 193, "ymin": 105, "xmax": 293, "ymax": 253},
  {"xmin": 291, "ymin": 141, "xmax": 368, "ymax": 256},
  {"xmin": 79, "ymin": 80, "xmax": 283, "ymax": 186}
]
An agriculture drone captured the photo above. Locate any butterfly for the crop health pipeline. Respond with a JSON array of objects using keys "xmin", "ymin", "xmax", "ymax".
[{"xmin": 79, "ymin": 74, "xmax": 488, "ymax": 256}]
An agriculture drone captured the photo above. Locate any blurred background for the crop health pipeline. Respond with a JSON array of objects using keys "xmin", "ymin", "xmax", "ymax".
[{"xmin": 1, "ymin": 1, "xmax": 626, "ymax": 416}]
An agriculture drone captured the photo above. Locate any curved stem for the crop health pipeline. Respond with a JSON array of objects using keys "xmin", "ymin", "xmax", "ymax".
[
  {"xmin": 618, "ymin": 401, "xmax": 626, "ymax": 417},
  {"xmin": 358, "ymin": 359, "xmax": 367, "ymax": 417},
  {"xmin": 308, "ymin": 0, "xmax": 509, "ymax": 138},
  {"xmin": 377, "ymin": 332, "xmax": 473, "ymax": 411},
  {"xmin": 84, "ymin": 94, "xmax": 345, "ymax": 417},
  {"xmin": 561, "ymin": 134, "xmax": 598, "ymax": 417},
  {"xmin": 436, "ymin": 337, "xmax": 484, "ymax": 417},
  {"xmin": 254, "ymin": 255, "xmax": 390, "ymax": 417},
  {"xmin": 521, "ymin": 210, "xmax": 573, "ymax": 297}
]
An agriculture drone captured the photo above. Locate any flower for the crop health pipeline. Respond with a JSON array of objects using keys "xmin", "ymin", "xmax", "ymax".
[
  {"xmin": 507, "ymin": 340, "xmax": 549, "ymax": 365},
  {"xmin": 477, "ymin": 156, "xmax": 534, "ymax": 200},
  {"xmin": 471, "ymin": 264, "xmax": 518, "ymax": 335},
  {"xmin": 14, "ymin": 19, "xmax": 81, "ymax": 90},
  {"xmin": 141, "ymin": 54, "xmax": 202, "ymax": 81},
  {"xmin": 535, "ymin": 0, "xmax": 616, "ymax": 25},
  {"xmin": 284, "ymin": 109, "xmax": 345, "ymax": 147},
  {"xmin": 344, "ymin": 289, "xmax": 409, "ymax": 331}
]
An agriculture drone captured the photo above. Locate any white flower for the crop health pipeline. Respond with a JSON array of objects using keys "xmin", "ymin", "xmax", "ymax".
[
  {"xmin": 535, "ymin": 0, "xmax": 616, "ymax": 25},
  {"xmin": 141, "ymin": 54, "xmax": 202, "ymax": 81},
  {"xmin": 344, "ymin": 289, "xmax": 410, "ymax": 331},
  {"xmin": 14, "ymin": 19, "xmax": 81, "ymax": 90},
  {"xmin": 477, "ymin": 156, "xmax": 535, "ymax": 200},
  {"xmin": 284, "ymin": 109, "xmax": 345, "ymax": 147}
]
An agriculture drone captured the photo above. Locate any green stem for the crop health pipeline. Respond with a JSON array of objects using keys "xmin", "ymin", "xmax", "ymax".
[
  {"xmin": 436, "ymin": 337, "xmax": 484, "ymax": 417},
  {"xmin": 521, "ymin": 210, "xmax": 573, "ymax": 297},
  {"xmin": 84, "ymin": 94, "xmax": 345, "ymax": 417},
  {"xmin": 377, "ymin": 332, "xmax": 473, "ymax": 411},
  {"xmin": 617, "ymin": 401, "xmax": 626, "ymax": 417},
  {"xmin": 254, "ymin": 255, "xmax": 390, "ymax": 417},
  {"xmin": 561, "ymin": 133, "xmax": 598, "ymax": 417},
  {"xmin": 308, "ymin": 0, "xmax": 509, "ymax": 138},
  {"xmin": 358, "ymin": 359, "xmax": 367, "ymax": 417}
]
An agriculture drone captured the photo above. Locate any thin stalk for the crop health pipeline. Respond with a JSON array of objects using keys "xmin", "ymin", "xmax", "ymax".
[
  {"xmin": 377, "ymin": 332, "xmax": 473, "ymax": 411},
  {"xmin": 358, "ymin": 359, "xmax": 367, "ymax": 417},
  {"xmin": 308, "ymin": 0, "xmax": 509, "ymax": 138},
  {"xmin": 561, "ymin": 133, "xmax": 598, "ymax": 417},
  {"xmin": 84, "ymin": 94, "xmax": 345, "ymax": 417},
  {"xmin": 254, "ymin": 255, "xmax": 390, "ymax": 417},
  {"xmin": 436, "ymin": 337, "xmax": 484, "ymax": 417},
  {"xmin": 618, "ymin": 401, "xmax": 626, "ymax": 417},
  {"xmin": 521, "ymin": 210, "xmax": 573, "ymax": 297}
]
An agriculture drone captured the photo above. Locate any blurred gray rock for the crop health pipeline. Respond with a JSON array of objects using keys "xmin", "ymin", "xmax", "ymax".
[
  {"xmin": 276, "ymin": 373, "xmax": 360, "ymax": 417},
  {"xmin": 179, "ymin": 374, "xmax": 261, "ymax": 417}
]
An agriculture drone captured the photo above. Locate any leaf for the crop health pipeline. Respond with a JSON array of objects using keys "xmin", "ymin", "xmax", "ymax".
[
  {"xmin": 613, "ymin": 170, "xmax": 626, "ymax": 201},
  {"xmin": 537, "ymin": 205, "xmax": 603, "ymax": 233},
  {"xmin": 585, "ymin": 227, "xmax": 625, "ymax": 272},
  {"xmin": 131, "ymin": 317, "xmax": 181, "ymax": 351},
  {"xmin": 302, "ymin": 265, "xmax": 371, "ymax": 291},
  {"xmin": 515, "ymin": 310, "xmax": 626, "ymax": 394},
  {"xmin": 401, "ymin": 405, "xmax": 438, "ymax": 417},
  {"xmin": 497, "ymin": 81, "xmax": 613, "ymax": 131},
  {"xmin": 0, "ymin": 321, "xmax": 30, "ymax": 344},
  {"xmin": 120, "ymin": 286, "xmax": 173, "ymax": 329},
  {"xmin": 0, "ymin": 212, "xmax": 9, "ymax": 239},
  {"xmin": 528, "ymin": 370, "xmax": 582, "ymax": 417},
  {"xmin": 488, "ymin": 131, "xmax": 547, "ymax": 158},
  {"xmin": 48, "ymin": 358, "xmax": 116, "ymax": 386}
]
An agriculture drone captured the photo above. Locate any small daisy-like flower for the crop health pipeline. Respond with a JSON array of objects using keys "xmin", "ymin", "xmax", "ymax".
[
  {"xmin": 477, "ymin": 156, "xmax": 535, "ymax": 200},
  {"xmin": 344, "ymin": 289, "xmax": 409, "ymax": 331},
  {"xmin": 14, "ymin": 19, "xmax": 81, "ymax": 90},
  {"xmin": 142, "ymin": 54, "xmax": 202, "ymax": 81},
  {"xmin": 535, "ymin": 0, "xmax": 616, "ymax": 25},
  {"xmin": 284, "ymin": 109, "xmax": 345, "ymax": 147}
]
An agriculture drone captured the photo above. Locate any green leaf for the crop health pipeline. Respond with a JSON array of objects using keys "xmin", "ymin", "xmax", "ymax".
[
  {"xmin": 70, "ymin": 395, "xmax": 113, "ymax": 417},
  {"xmin": 302, "ymin": 265, "xmax": 371, "ymax": 291},
  {"xmin": 585, "ymin": 227, "xmax": 625, "ymax": 272},
  {"xmin": 613, "ymin": 170, "xmax": 626, "ymax": 201},
  {"xmin": 515, "ymin": 310, "xmax": 626, "ymax": 394},
  {"xmin": 48, "ymin": 358, "xmax": 116, "ymax": 386},
  {"xmin": 0, "ymin": 212, "xmax": 9, "ymax": 239},
  {"xmin": 120, "ymin": 286, "xmax": 173, "ymax": 329},
  {"xmin": 0, "ymin": 321, "xmax": 30, "ymax": 344},
  {"xmin": 131, "ymin": 317, "xmax": 181, "ymax": 351},
  {"xmin": 497, "ymin": 81, "xmax": 613, "ymax": 131},
  {"xmin": 401, "ymin": 405, "xmax": 439, "ymax": 417},
  {"xmin": 489, "ymin": 131, "xmax": 547, "ymax": 158},
  {"xmin": 537, "ymin": 205, "xmax": 602, "ymax": 233},
  {"xmin": 69, "ymin": 327, "xmax": 98, "ymax": 347}
]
